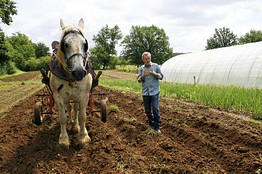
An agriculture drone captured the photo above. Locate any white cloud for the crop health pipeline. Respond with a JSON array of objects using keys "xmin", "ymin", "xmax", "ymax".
[{"xmin": 1, "ymin": 0, "xmax": 262, "ymax": 54}]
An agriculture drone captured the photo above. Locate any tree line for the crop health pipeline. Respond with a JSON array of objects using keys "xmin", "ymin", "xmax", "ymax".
[
  {"xmin": 205, "ymin": 27, "xmax": 262, "ymax": 50},
  {"xmin": 1, "ymin": 0, "xmax": 262, "ymax": 75}
]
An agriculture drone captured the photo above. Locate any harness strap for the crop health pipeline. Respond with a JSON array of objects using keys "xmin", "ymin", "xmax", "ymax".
[
  {"xmin": 49, "ymin": 59, "xmax": 75, "ymax": 81},
  {"xmin": 49, "ymin": 58, "xmax": 90, "ymax": 82}
]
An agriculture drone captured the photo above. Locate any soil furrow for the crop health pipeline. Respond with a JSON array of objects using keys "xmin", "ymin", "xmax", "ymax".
[{"xmin": 0, "ymin": 72, "xmax": 261, "ymax": 174}]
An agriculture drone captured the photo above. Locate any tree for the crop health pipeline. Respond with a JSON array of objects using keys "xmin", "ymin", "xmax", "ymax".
[
  {"xmin": 34, "ymin": 42, "xmax": 50, "ymax": 58},
  {"xmin": 0, "ymin": 28, "xmax": 9, "ymax": 64},
  {"xmin": 0, "ymin": 28, "xmax": 16, "ymax": 74},
  {"xmin": 121, "ymin": 25, "xmax": 173, "ymax": 66},
  {"xmin": 239, "ymin": 29, "xmax": 262, "ymax": 44},
  {"xmin": 89, "ymin": 47, "xmax": 107, "ymax": 70},
  {"xmin": 6, "ymin": 32, "xmax": 35, "ymax": 70},
  {"xmin": 0, "ymin": 0, "xmax": 17, "ymax": 25},
  {"xmin": 206, "ymin": 27, "xmax": 238, "ymax": 50},
  {"xmin": 92, "ymin": 25, "xmax": 122, "ymax": 69},
  {"xmin": 0, "ymin": 0, "xmax": 17, "ymax": 74}
]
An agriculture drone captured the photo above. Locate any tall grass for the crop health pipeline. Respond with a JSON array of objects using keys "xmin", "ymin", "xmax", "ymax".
[
  {"xmin": 0, "ymin": 68, "xmax": 24, "ymax": 79},
  {"xmin": 99, "ymin": 78, "xmax": 141, "ymax": 92},
  {"xmin": 99, "ymin": 75, "xmax": 262, "ymax": 120},
  {"xmin": 115, "ymin": 65, "xmax": 139, "ymax": 73},
  {"xmin": 161, "ymin": 83, "xmax": 262, "ymax": 119}
]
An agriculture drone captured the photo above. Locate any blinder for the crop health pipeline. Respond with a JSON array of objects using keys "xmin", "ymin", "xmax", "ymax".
[{"xmin": 60, "ymin": 30, "xmax": 88, "ymax": 53}]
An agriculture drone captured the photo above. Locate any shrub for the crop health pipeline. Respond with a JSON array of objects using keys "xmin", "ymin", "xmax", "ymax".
[
  {"xmin": 37, "ymin": 56, "xmax": 50, "ymax": 70},
  {"xmin": 0, "ymin": 61, "xmax": 16, "ymax": 75},
  {"xmin": 24, "ymin": 56, "xmax": 50, "ymax": 71},
  {"xmin": 6, "ymin": 61, "xmax": 16, "ymax": 74}
]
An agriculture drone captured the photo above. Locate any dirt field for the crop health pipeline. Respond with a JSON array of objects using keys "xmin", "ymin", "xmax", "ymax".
[{"xmin": 0, "ymin": 72, "xmax": 261, "ymax": 174}]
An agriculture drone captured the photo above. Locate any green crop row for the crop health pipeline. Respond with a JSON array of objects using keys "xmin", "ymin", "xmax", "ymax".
[
  {"xmin": 115, "ymin": 65, "xmax": 139, "ymax": 74},
  {"xmin": 99, "ymin": 77, "xmax": 262, "ymax": 120}
]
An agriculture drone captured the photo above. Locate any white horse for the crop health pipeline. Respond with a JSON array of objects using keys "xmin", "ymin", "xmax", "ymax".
[{"xmin": 50, "ymin": 18, "xmax": 92, "ymax": 148}]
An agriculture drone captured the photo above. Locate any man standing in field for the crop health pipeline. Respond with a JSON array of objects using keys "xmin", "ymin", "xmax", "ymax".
[{"xmin": 137, "ymin": 52, "xmax": 164, "ymax": 133}]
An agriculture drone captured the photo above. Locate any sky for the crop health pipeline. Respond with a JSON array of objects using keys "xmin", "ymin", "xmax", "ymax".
[{"xmin": 1, "ymin": 0, "xmax": 262, "ymax": 54}]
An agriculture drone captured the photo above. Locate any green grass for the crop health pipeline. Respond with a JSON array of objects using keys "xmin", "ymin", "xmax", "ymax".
[
  {"xmin": 100, "ymin": 78, "xmax": 141, "ymax": 92},
  {"xmin": 123, "ymin": 117, "xmax": 137, "ymax": 123},
  {"xmin": 0, "ymin": 72, "xmax": 44, "ymax": 118},
  {"xmin": 249, "ymin": 119, "xmax": 262, "ymax": 124},
  {"xmin": 109, "ymin": 104, "xmax": 119, "ymax": 112},
  {"xmin": 0, "ymin": 69, "xmax": 25, "ymax": 79},
  {"xmin": 99, "ymin": 74, "xmax": 262, "ymax": 120},
  {"xmin": 115, "ymin": 65, "xmax": 139, "ymax": 73}
]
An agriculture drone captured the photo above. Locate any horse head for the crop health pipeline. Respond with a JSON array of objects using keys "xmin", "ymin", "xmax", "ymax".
[{"xmin": 56, "ymin": 18, "xmax": 89, "ymax": 81}]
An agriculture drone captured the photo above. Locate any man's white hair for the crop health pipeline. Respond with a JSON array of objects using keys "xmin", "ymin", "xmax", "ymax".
[{"xmin": 142, "ymin": 52, "xmax": 151, "ymax": 59}]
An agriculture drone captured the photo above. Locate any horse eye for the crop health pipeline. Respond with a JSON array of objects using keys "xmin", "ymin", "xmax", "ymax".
[{"xmin": 64, "ymin": 43, "xmax": 69, "ymax": 48}]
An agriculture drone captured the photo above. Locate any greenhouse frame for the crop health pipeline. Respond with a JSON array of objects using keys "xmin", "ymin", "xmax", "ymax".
[{"xmin": 161, "ymin": 41, "xmax": 262, "ymax": 89}]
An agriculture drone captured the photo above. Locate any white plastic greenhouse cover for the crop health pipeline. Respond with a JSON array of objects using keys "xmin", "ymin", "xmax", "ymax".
[{"xmin": 161, "ymin": 41, "xmax": 262, "ymax": 89}]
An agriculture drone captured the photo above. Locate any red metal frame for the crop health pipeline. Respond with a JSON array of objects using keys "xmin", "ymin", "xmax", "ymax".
[{"xmin": 89, "ymin": 93, "xmax": 94, "ymax": 113}]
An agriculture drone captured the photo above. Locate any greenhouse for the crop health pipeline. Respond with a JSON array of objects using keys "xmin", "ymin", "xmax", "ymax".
[{"xmin": 161, "ymin": 41, "xmax": 262, "ymax": 89}]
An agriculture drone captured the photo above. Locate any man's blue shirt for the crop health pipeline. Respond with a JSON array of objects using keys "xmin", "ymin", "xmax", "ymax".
[{"xmin": 137, "ymin": 62, "xmax": 164, "ymax": 96}]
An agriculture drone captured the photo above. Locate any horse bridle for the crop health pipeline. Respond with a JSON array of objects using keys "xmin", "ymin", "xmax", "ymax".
[
  {"xmin": 60, "ymin": 30, "xmax": 89, "ymax": 71},
  {"xmin": 66, "ymin": 53, "xmax": 88, "ymax": 71}
]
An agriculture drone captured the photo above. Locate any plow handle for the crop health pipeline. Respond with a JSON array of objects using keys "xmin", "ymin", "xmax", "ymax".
[{"xmin": 94, "ymin": 71, "xmax": 102, "ymax": 81}]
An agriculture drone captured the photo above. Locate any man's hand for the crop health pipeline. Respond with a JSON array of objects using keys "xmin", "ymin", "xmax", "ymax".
[
  {"xmin": 149, "ymin": 68, "xmax": 158, "ymax": 77},
  {"xmin": 142, "ymin": 69, "xmax": 150, "ymax": 79},
  {"xmin": 141, "ymin": 68, "xmax": 158, "ymax": 79}
]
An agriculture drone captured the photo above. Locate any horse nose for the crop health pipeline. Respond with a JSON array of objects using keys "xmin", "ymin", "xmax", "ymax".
[{"xmin": 72, "ymin": 68, "xmax": 85, "ymax": 81}]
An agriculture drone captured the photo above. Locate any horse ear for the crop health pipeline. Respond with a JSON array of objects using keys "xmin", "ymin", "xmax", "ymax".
[
  {"xmin": 78, "ymin": 18, "xmax": 84, "ymax": 29},
  {"xmin": 60, "ymin": 19, "xmax": 65, "ymax": 29}
]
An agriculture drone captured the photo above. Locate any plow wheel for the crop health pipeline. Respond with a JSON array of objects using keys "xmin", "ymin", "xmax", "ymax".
[{"xmin": 33, "ymin": 101, "xmax": 44, "ymax": 125}]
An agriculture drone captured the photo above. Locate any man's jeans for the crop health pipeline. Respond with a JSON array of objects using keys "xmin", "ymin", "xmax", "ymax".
[{"xmin": 143, "ymin": 93, "xmax": 160, "ymax": 130}]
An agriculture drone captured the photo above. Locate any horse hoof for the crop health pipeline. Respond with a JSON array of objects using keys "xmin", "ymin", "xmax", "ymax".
[
  {"xmin": 59, "ymin": 137, "xmax": 70, "ymax": 148},
  {"xmin": 71, "ymin": 125, "xmax": 80, "ymax": 134},
  {"xmin": 79, "ymin": 135, "xmax": 91, "ymax": 148}
]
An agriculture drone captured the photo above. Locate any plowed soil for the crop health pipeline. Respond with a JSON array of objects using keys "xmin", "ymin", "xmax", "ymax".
[{"xmin": 0, "ymin": 72, "xmax": 261, "ymax": 174}]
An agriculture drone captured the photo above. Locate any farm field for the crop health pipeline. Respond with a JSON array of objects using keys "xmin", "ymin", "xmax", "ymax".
[
  {"xmin": 0, "ymin": 72, "xmax": 43, "ymax": 117},
  {"xmin": 0, "ymin": 71, "xmax": 261, "ymax": 174}
]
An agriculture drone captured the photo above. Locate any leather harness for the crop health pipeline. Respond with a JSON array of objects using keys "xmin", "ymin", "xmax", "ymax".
[{"xmin": 49, "ymin": 58, "xmax": 92, "ymax": 82}]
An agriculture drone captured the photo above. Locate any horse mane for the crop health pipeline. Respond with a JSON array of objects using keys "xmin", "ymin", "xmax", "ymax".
[{"xmin": 56, "ymin": 24, "xmax": 86, "ymax": 69}]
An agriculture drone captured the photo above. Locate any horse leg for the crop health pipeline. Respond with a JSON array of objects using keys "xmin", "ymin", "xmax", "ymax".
[
  {"xmin": 71, "ymin": 102, "xmax": 80, "ymax": 134},
  {"xmin": 78, "ymin": 101, "xmax": 90, "ymax": 148},
  {"xmin": 66, "ymin": 102, "xmax": 73, "ymax": 131},
  {"xmin": 58, "ymin": 104, "xmax": 70, "ymax": 148}
]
